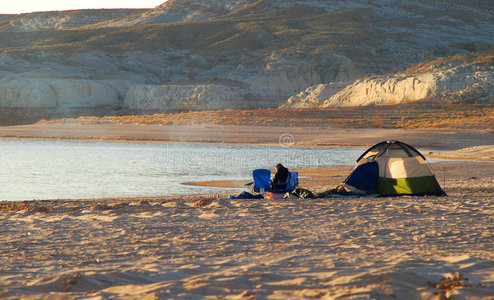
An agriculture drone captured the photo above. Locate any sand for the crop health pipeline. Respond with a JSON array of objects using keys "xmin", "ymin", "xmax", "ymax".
[
  {"xmin": 429, "ymin": 145, "xmax": 494, "ymax": 161},
  {"xmin": 1, "ymin": 123, "xmax": 494, "ymax": 299},
  {"xmin": 0, "ymin": 122, "xmax": 493, "ymax": 149},
  {"xmin": 1, "ymin": 160, "xmax": 494, "ymax": 299}
]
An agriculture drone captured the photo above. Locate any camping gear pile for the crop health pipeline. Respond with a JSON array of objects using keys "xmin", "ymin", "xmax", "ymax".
[{"xmin": 244, "ymin": 168, "xmax": 299, "ymax": 199}]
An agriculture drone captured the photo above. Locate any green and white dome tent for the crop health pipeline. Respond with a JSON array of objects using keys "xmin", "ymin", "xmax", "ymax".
[{"xmin": 342, "ymin": 140, "xmax": 446, "ymax": 196}]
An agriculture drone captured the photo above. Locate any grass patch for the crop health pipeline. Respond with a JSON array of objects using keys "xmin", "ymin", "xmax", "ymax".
[{"xmin": 40, "ymin": 101, "xmax": 494, "ymax": 130}]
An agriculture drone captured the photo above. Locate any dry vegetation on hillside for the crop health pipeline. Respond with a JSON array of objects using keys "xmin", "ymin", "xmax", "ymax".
[
  {"xmin": 0, "ymin": 5, "xmax": 390, "ymax": 75},
  {"xmin": 42, "ymin": 102, "xmax": 494, "ymax": 130},
  {"xmin": 405, "ymin": 52, "xmax": 494, "ymax": 75}
]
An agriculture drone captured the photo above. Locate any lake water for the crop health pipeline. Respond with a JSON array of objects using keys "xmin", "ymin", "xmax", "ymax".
[{"xmin": 0, "ymin": 139, "xmax": 369, "ymax": 201}]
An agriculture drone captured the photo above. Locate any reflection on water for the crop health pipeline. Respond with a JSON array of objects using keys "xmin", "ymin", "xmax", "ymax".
[{"xmin": 0, "ymin": 139, "xmax": 366, "ymax": 201}]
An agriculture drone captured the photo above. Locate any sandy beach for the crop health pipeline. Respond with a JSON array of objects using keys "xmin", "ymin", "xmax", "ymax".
[{"xmin": 1, "ymin": 122, "xmax": 494, "ymax": 299}]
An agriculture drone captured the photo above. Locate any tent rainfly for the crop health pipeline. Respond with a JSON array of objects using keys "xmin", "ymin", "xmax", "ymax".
[{"xmin": 343, "ymin": 140, "xmax": 446, "ymax": 196}]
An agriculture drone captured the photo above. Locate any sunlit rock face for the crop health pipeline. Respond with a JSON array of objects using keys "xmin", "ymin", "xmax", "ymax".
[
  {"xmin": 283, "ymin": 83, "xmax": 349, "ymax": 108},
  {"xmin": 284, "ymin": 53, "xmax": 494, "ymax": 107},
  {"xmin": 325, "ymin": 56, "xmax": 494, "ymax": 106}
]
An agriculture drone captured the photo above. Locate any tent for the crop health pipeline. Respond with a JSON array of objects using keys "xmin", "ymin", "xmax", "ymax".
[{"xmin": 341, "ymin": 140, "xmax": 445, "ymax": 196}]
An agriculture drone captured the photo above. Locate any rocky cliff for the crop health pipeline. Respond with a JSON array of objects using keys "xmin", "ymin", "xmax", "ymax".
[
  {"xmin": 0, "ymin": 78, "xmax": 119, "ymax": 108},
  {"xmin": 125, "ymin": 84, "xmax": 254, "ymax": 110},
  {"xmin": 285, "ymin": 53, "xmax": 494, "ymax": 107},
  {"xmin": 0, "ymin": 0, "xmax": 493, "ymax": 115}
]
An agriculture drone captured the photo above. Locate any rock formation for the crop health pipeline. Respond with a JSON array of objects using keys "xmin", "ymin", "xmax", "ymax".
[
  {"xmin": 0, "ymin": 0, "xmax": 493, "ymax": 114},
  {"xmin": 0, "ymin": 78, "xmax": 119, "ymax": 108},
  {"xmin": 283, "ymin": 83, "xmax": 349, "ymax": 108},
  {"xmin": 285, "ymin": 53, "xmax": 494, "ymax": 107},
  {"xmin": 125, "ymin": 84, "xmax": 251, "ymax": 110}
]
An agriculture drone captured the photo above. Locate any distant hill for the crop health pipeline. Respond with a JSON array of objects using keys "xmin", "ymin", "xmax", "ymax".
[
  {"xmin": 0, "ymin": 9, "xmax": 144, "ymax": 31},
  {"xmin": 0, "ymin": 0, "xmax": 493, "ymax": 116}
]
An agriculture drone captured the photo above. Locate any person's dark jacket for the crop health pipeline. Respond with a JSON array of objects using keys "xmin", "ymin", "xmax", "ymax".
[{"xmin": 273, "ymin": 165, "xmax": 289, "ymax": 184}]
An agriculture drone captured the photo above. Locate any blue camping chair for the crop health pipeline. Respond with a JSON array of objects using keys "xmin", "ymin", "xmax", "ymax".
[
  {"xmin": 246, "ymin": 169, "xmax": 271, "ymax": 193},
  {"xmin": 246, "ymin": 169, "xmax": 299, "ymax": 193}
]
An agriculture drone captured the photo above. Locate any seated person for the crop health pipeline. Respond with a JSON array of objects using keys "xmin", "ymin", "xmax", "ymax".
[{"xmin": 271, "ymin": 163, "xmax": 289, "ymax": 191}]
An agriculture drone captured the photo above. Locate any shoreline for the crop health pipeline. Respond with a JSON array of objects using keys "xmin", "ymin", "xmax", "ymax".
[
  {"xmin": 0, "ymin": 122, "xmax": 492, "ymax": 200},
  {"xmin": 0, "ymin": 122, "xmax": 492, "ymax": 203},
  {"xmin": 182, "ymin": 166, "xmax": 354, "ymax": 190},
  {"xmin": 1, "ymin": 160, "xmax": 489, "ymax": 202}
]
